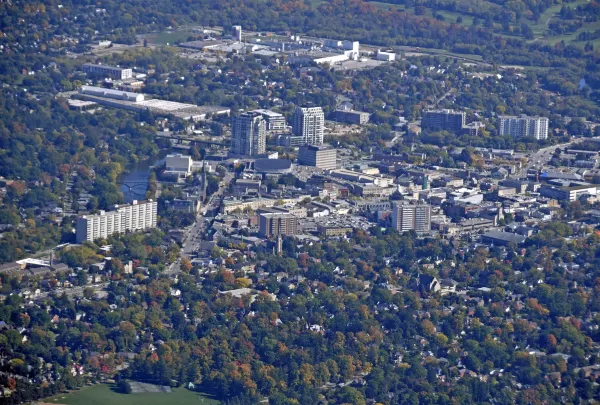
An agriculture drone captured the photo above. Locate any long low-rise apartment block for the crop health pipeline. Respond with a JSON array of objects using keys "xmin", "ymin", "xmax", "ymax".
[
  {"xmin": 82, "ymin": 63, "xmax": 133, "ymax": 80},
  {"xmin": 76, "ymin": 200, "xmax": 157, "ymax": 243}
]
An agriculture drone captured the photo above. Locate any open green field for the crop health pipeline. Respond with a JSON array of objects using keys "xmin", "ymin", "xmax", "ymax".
[
  {"xmin": 352, "ymin": 0, "xmax": 599, "ymax": 48},
  {"xmin": 529, "ymin": 0, "xmax": 590, "ymax": 37},
  {"xmin": 42, "ymin": 384, "xmax": 220, "ymax": 405},
  {"xmin": 146, "ymin": 28, "xmax": 202, "ymax": 46}
]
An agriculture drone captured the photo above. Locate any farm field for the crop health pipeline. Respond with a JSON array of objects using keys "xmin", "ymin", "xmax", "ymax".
[{"xmin": 41, "ymin": 383, "xmax": 220, "ymax": 405}]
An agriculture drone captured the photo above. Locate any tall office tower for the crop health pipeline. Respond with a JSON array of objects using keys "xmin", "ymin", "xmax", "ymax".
[
  {"xmin": 391, "ymin": 202, "xmax": 431, "ymax": 233},
  {"xmin": 76, "ymin": 200, "xmax": 157, "ymax": 243},
  {"xmin": 421, "ymin": 109, "xmax": 466, "ymax": 133},
  {"xmin": 233, "ymin": 25, "xmax": 242, "ymax": 42},
  {"xmin": 259, "ymin": 213, "xmax": 299, "ymax": 237},
  {"xmin": 498, "ymin": 115, "xmax": 549, "ymax": 140},
  {"xmin": 292, "ymin": 106, "xmax": 325, "ymax": 146},
  {"xmin": 231, "ymin": 112, "xmax": 266, "ymax": 156}
]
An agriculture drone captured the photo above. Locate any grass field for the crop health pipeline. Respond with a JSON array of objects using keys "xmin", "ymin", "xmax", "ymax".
[
  {"xmin": 344, "ymin": 0, "xmax": 600, "ymax": 48},
  {"xmin": 42, "ymin": 384, "xmax": 220, "ymax": 405},
  {"xmin": 529, "ymin": 0, "xmax": 590, "ymax": 37},
  {"xmin": 146, "ymin": 29, "xmax": 200, "ymax": 46}
]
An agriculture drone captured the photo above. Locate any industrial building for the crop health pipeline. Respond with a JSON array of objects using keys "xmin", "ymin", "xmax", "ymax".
[
  {"xmin": 376, "ymin": 50, "xmax": 396, "ymax": 61},
  {"xmin": 391, "ymin": 202, "xmax": 431, "ymax": 233},
  {"xmin": 498, "ymin": 114, "xmax": 549, "ymax": 140},
  {"xmin": 292, "ymin": 107, "xmax": 325, "ymax": 146},
  {"xmin": 82, "ymin": 63, "xmax": 133, "ymax": 80},
  {"xmin": 421, "ymin": 109, "xmax": 466, "ymax": 133},
  {"xmin": 298, "ymin": 145, "xmax": 338, "ymax": 170},
  {"xmin": 76, "ymin": 200, "xmax": 157, "ymax": 243},
  {"xmin": 231, "ymin": 112, "xmax": 267, "ymax": 156},
  {"xmin": 76, "ymin": 86, "xmax": 230, "ymax": 121},
  {"xmin": 259, "ymin": 213, "xmax": 299, "ymax": 237},
  {"xmin": 80, "ymin": 85, "xmax": 144, "ymax": 102}
]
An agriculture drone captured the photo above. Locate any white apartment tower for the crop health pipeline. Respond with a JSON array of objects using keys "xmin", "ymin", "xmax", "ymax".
[
  {"xmin": 292, "ymin": 107, "xmax": 325, "ymax": 146},
  {"xmin": 76, "ymin": 200, "xmax": 157, "ymax": 243},
  {"xmin": 231, "ymin": 112, "xmax": 266, "ymax": 156},
  {"xmin": 498, "ymin": 115, "xmax": 549, "ymax": 140},
  {"xmin": 391, "ymin": 203, "xmax": 431, "ymax": 233}
]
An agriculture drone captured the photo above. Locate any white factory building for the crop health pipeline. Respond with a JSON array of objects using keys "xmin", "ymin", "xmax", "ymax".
[{"xmin": 80, "ymin": 86, "xmax": 144, "ymax": 102}]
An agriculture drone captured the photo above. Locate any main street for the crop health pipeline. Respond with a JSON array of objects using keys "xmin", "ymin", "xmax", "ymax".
[{"xmin": 166, "ymin": 172, "xmax": 233, "ymax": 275}]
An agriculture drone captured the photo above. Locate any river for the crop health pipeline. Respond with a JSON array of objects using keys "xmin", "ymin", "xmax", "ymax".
[{"xmin": 118, "ymin": 150, "xmax": 168, "ymax": 203}]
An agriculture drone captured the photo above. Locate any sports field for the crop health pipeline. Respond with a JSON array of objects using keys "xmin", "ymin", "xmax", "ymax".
[{"xmin": 43, "ymin": 383, "xmax": 220, "ymax": 405}]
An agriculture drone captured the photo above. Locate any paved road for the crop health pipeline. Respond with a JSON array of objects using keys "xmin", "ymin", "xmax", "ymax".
[
  {"xmin": 525, "ymin": 137, "xmax": 600, "ymax": 173},
  {"xmin": 526, "ymin": 141, "xmax": 571, "ymax": 171},
  {"xmin": 166, "ymin": 173, "xmax": 233, "ymax": 275}
]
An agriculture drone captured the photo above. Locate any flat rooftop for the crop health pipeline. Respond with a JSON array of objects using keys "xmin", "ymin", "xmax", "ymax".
[
  {"xmin": 179, "ymin": 40, "xmax": 227, "ymax": 50},
  {"xmin": 68, "ymin": 99, "xmax": 97, "ymax": 107}
]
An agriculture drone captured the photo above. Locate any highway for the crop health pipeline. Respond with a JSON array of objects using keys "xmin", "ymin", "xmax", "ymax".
[{"xmin": 524, "ymin": 137, "xmax": 600, "ymax": 173}]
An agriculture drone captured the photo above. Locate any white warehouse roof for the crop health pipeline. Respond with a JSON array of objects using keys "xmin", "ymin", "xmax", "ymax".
[{"xmin": 80, "ymin": 85, "xmax": 144, "ymax": 102}]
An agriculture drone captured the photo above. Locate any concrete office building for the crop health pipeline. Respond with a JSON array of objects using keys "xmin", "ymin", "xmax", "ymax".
[
  {"xmin": 421, "ymin": 109, "xmax": 466, "ymax": 133},
  {"xmin": 298, "ymin": 145, "xmax": 337, "ymax": 170},
  {"xmin": 391, "ymin": 202, "xmax": 431, "ymax": 233},
  {"xmin": 165, "ymin": 154, "xmax": 193, "ymax": 176},
  {"xmin": 231, "ymin": 112, "xmax": 266, "ymax": 156},
  {"xmin": 539, "ymin": 184, "xmax": 597, "ymax": 201},
  {"xmin": 333, "ymin": 109, "xmax": 371, "ymax": 125},
  {"xmin": 259, "ymin": 213, "xmax": 299, "ymax": 237},
  {"xmin": 82, "ymin": 63, "xmax": 133, "ymax": 80},
  {"xmin": 292, "ymin": 107, "xmax": 325, "ymax": 146},
  {"xmin": 76, "ymin": 200, "xmax": 157, "ymax": 243},
  {"xmin": 253, "ymin": 109, "xmax": 287, "ymax": 132},
  {"xmin": 166, "ymin": 199, "xmax": 200, "ymax": 213},
  {"xmin": 498, "ymin": 115, "xmax": 549, "ymax": 140}
]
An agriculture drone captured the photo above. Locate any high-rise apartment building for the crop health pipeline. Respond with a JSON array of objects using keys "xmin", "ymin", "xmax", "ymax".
[
  {"xmin": 391, "ymin": 202, "xmax": 431, "ymax": 233},
  {"xmin": 298, "ymin": 145, "xmax": 337, "ymax": 170},
  {"xmin": 233, "ymin": 25, "xmax": 242, "ymax": 42},
  {"xmin": 231, "ymin": 112, "xmax": 266, "ymax": 156},
  {"xmin": 421, "ymin": 109, "xmax": 466, "ymax": 133},
  {"xmin": 76, "ymin": 200, "xmax": 157, "ymax": 243},
  {"xmin": 253, "ymin": 109, "xmax": 287, "ymax": 132},
  {"xmin": 292, "ymin": 107, "xmax": 325, "ymax": 146},
  {"xmin": 498, "ymin": 115, "xmax": 549, "ymax": 140},
  {"xmin": 259, "ymin": 213, "xmax": 299, "ymax": 237}
]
